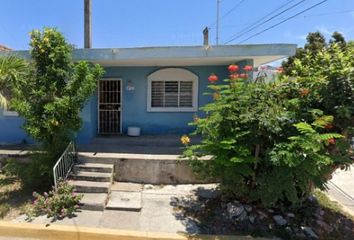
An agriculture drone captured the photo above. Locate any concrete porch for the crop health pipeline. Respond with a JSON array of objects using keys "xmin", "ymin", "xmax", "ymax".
[
  {"xmin": 76, "ymin": 135, "xmax": 209, "ymax": 186},
  {"xmin": 77, "ymin": 134, "xmax": 201, "ymax": 155}
]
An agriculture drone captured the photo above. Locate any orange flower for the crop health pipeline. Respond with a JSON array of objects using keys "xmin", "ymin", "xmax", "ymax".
[
  {"xmin": 300, "ymin": 88, "xmax": 310, "ymax": 96},
  {"xmin": 324, "ymin": 124, "xmax": 334, "ymax": 130},
  {"xmin": 327, "ymin": 138, "xmax": 336, "ymax": 145},
  {"xmin": 213, "ymin": 92, "xmax": 221, "ymax": 100}
]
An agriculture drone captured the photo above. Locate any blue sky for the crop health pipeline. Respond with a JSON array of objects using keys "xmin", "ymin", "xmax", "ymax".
[{"xmin": 0, "ymin": 0, "xmax": 353, "ymax": 50}]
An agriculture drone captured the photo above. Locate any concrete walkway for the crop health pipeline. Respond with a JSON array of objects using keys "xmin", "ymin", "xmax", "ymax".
[
  {"xmin": 327, "ymin": 165, "xmax": 354, "ymax": 214},
  {"xmin": 12, "ymin": 184, "xmax": 218, "ymax": 234}
]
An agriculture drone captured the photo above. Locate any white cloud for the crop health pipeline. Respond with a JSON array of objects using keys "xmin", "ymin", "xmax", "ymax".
[
  {"xmin": 283, "ymin": 31, "xmax": 307, "ymax": 41},
  {"xmin": 316, "ymin": 26, "xmax": 332, "ymax": 35}
]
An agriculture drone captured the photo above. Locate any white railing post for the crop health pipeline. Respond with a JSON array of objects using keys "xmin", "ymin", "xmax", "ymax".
[{"xmin": 53, "ymin": 142, "xmax": 77, "ymax": 190}]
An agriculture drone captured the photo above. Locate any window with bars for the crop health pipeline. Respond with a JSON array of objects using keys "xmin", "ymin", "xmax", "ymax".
[
  {"xmin": 151, "ymin": 81, "xmax": 193, "ymax": 108},
  {"xmin": 147, "ymin": 68, "xmax": 198, "ymax": 112}
]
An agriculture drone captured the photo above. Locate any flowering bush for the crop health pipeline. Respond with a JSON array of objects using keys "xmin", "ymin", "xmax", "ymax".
[
  {"xmin": 30, "ymin": 181, "xmax": 83, "ymax": 219},
  {"xmin": 184, "ymin": 45, "xmax": 353, "ymax": 207}
]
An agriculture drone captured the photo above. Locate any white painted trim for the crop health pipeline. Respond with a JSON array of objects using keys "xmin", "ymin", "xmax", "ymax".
[
  {"xmin": 147, "ymin": 68, "xmax": 198, "ymax": 112},
  {"xmin": 3, "ymin": 109, "xmax": 19, "ymax": 117},
  {"xmin": 97, "ymin": 78, "xmax": 123, "ymax": 134}
]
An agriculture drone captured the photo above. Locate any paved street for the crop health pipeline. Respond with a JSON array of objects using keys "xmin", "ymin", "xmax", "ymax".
[{"xmin": 327, "ymin": 165, "xmax": 354, "ymax": 214}]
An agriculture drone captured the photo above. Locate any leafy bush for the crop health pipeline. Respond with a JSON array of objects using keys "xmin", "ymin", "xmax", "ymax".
[
  {"xmin": 29, "ymin": 181, "xmax": 82, "ymax": 219},
  {"xmin": 3, "ymin": 153, "xmax": 58, "ymax": 191},
  {"xmin": 5, "ymin": 28, "xmax": 104, "ymax": 189},
  {"xmin": 184, "ymin": 44, "xmax": 353, "ymax": 207}
]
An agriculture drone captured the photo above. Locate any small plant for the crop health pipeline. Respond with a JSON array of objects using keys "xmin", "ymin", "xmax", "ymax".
[{"xmin": 29, "ymin": 181, "xmax": 82, "ymax": 219}]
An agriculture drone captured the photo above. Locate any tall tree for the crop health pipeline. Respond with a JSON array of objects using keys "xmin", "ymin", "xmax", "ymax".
[
  {"xmin": 282, "ymin": 31, "xmax": 327, "ymax": 75},
  {"xmin": 11, "ymin": 28, "xmax": 104, "ymax": 157},
  {"xmin": 329, "ymin": 31, "xmax": 346, "ymax": 49}
]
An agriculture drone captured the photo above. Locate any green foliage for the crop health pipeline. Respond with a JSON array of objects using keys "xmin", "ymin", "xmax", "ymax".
[
  {"xmin": 7, "ymin": 28, "xmax": 104, "ymax": 188},
  {"xmin": 282, "ymin": 31, "xmax": 348, "ymax": 76},
  {"xmin": 184, "ymin": 42, "xmax": 354, "ymax": 207},
  {"xmin": 0, "ymin": 56, "xmax": 27, "ymax": 108},
  {"xmin": 3, "ymin": 154, "xmax": 55, "ymax": 191},
  {"xmin": 29, "ymin": 181, "xmax": 83, "ymax": 219}
]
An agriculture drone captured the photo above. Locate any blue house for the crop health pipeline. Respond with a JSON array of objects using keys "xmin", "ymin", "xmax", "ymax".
[{"xmin": 0, "ymin": 44, "xmax": 296, "ymax": 144}]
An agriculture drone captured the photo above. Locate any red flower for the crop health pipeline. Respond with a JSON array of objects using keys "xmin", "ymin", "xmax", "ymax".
[
  {"xmin": 229, "ymin": 73, "xmax": 239, "ymax": 80},
  {"xmin": 300, "ymin": 88, "xmax": 310, "ymax": 96},
  {"xmin": 327, "ymin": 138, "xmax": 336, "ymax": 145},
  {"xmin": 239, "ymin": 73, "xmax": 248, "ymax": 79},
  {"xmin": 324, "ymin": 124, "xmax": 334, "ymax": 130},
  {"xmin": 276, "ymin": 67, "xmax": 284, "ymax": 73},
  {"xmin": 208, "ymin": 73, "xmax": 218, "ymax": 83},
  {"xmin": 228, "ymin": 64, "xmax": 239, "ymax": 73},
  {"xmin": 243, "ymin": 65, "xmax": 253, "ymax": 71}
]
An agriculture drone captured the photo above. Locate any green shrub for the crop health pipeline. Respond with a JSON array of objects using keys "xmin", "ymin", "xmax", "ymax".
[
  {"xmin": 184, "ymin": 44, "xmax": 353, "ymax": 207},
  {"xmin": 5, "ymin": 28, "xmax": 104, "ymax": 189},
  {"xmin": 2, "ymin": 153, "xmax": 55, "ymax": 191},
  {"xmin": 0, "ymin": 204, "xmax": 10, "ymax": 219},
  {"xmin": 29, "ymin": 181, "xmax": 82, "ymax": 219}
]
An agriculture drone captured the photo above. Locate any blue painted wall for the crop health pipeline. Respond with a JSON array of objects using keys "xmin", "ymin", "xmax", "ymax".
[
  {"xmin": 1, "ymin": 60, "xmax": 252, "ymax": 144},
  {"xmin": 0, "ymin": 111, "xmax": 31, "ymax": 144}
]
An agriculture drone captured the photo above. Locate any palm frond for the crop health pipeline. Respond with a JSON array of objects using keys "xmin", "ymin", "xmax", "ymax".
[
  {"xmin": 0, "ymin": 93, "xmax": 8, "ymax": 109},
  {"xmin": 0, "ymin": 56, "xmax": 27, "ymax": 86}
]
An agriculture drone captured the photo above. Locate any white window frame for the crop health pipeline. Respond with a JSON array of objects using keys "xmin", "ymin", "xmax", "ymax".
[
  {"xmin": 3, "ymin": 109, "xmax": 19, "ymax": 117},
  {"xmin": 147, "ymin": 68, "xmax": 198, "ymax": 112}
]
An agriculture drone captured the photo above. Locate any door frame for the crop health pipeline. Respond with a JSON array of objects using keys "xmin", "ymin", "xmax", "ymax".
[{"xmin": 97, "ymin": 78, "xmax": 123, "ymax": 134}]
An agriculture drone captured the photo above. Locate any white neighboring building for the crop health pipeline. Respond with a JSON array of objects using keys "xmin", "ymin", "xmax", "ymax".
[{"xmin": 253, "ymin": 65, "xmax": 283, "ymax": 83}]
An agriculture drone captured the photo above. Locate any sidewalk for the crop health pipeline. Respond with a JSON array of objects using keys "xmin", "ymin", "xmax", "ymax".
[
  {"xmin": 327, "ymin": 165, "xmax": 354, "ymax": 214},
  {"xmin": 12, "ymin": 184, "xmax": 216, "ymax": 234}
]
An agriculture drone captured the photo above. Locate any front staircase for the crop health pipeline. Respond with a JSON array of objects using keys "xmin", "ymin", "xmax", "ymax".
[{"xmin": 69, "ymin": 162, "xmax": 114, "ymax": 211}]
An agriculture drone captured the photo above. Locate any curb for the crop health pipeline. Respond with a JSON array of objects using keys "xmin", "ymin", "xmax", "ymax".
[{"xmin": 0, "ymin": 221, "xmax": 274, "ymax": 240}]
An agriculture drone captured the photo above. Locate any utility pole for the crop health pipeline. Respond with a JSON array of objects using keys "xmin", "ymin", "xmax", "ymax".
[
  {"xmin": 216, "ymin": 0, "xmax": 220, "ymax": 45},
  {"xmin": 84, "ymin": 0, "xmax": 92, "ymax": 48}
]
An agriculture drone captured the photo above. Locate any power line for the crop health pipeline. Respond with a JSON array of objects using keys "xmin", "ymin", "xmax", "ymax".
[
  {"xmin": 209, "ymin": 0, "xmax": 245, "ymax": 28},
  {"xmin": 224, "ymin": 0, "xmax": 298, "ymax": 42},
  {"xmin": 304, "ymin": 9, "xmax": 354, "ymax": 17},
  {"xmin": 220, "ymin": 0, "xmax": 246, "ymax": 20},
  {"xmin": 224, "ymin": 0, "xmax": 308, "ymax": 44},
  {"xmin": 216, "ymin": 0, "xmax": 246, "ymax": 45},
  {"xmin": 237, "ymin": 0, "xmax": 329, "ymax": 44}
]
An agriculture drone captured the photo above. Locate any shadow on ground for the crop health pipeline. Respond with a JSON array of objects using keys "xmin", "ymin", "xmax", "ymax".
[{"xmin": 170, "ymin": 187, "xmax": 354, "ymax": 240}]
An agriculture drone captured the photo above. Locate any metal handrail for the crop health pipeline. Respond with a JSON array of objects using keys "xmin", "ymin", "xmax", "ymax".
[{"xmin": 53, "ymin": 141, "xmax": 77, "ymax": 189}]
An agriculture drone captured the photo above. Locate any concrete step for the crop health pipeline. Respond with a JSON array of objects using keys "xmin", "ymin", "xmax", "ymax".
[
  {"xmin": 70, "ymin": 171, "xmax": 112, "ymax": 182},
  {"xmin": 79, "ymin": 193, "xmax": 108, "ymax": 211},
  {"xmin": 74, "ymin": 163, "xmax": 114, "ymax": 173},
  {"xmin": 106, "ymin": 191, "xmax": 142, "ymax": 211},
  {"xmin": 69, "ymin": 180, "xmax": 111, "ymax": 193}
]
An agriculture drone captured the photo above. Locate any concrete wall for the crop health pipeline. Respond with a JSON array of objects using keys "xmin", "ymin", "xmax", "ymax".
[{"xmin": 1, "ymin": 61, "xmax": 252, "ymax": 144}]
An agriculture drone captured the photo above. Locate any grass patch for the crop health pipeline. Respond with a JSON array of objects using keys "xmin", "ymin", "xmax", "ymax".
[
  {"xmin": 313, "ymin": 189, "xmax": 353, "ymax": 215},
  {"xmin": 0, "ymin": 172, "xmax": 32, "ymax": 220}
]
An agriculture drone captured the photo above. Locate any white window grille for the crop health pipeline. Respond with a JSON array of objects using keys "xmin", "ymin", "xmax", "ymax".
[{"xmin": 147, "ymin": 68, "xmax": 198, "ymax": 112}]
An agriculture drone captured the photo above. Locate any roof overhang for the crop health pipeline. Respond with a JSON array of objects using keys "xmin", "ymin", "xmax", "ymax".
[{"xmin": 2, "ymin": 44, "xmax": 297, "ymax": 67}]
